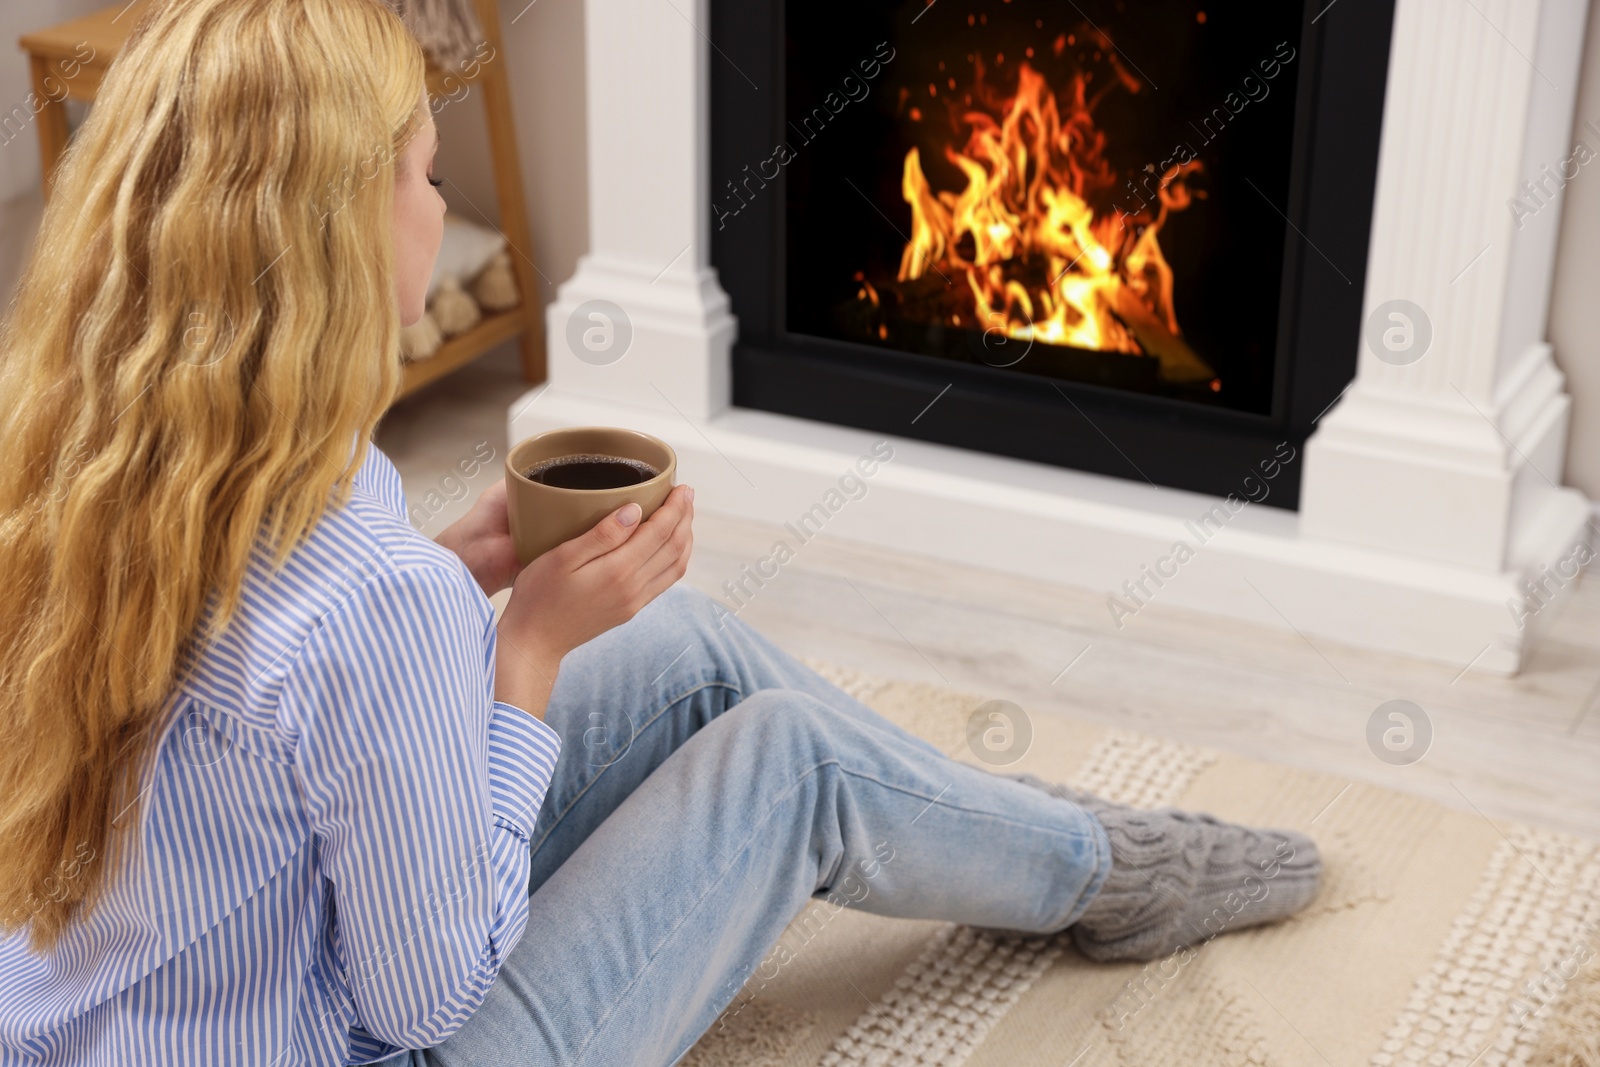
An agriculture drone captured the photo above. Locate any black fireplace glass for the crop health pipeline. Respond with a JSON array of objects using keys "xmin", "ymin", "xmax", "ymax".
[{"xmin": 781, "ymin": 0, "xmax": 1303, "ymax": 415}]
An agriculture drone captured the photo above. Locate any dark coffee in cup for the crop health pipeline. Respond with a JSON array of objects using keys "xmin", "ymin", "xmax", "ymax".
[{"xmin": 523, "ymin": 454, "xmax": 660, "ymax": 490}]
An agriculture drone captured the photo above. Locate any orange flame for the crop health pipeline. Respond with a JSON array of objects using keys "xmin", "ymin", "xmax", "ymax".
[{"xmin": 895, "ymin": 56, "xmax": 1204, "ymax": 366}]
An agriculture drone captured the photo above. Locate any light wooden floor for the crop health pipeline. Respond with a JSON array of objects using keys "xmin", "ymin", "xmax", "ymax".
[
  {"xmin": 375, "ymin": 347, "xmax": 1600, "ymax": 844},
  {"xmin": 684, "ymin": 507, "xmax": 1600, "ymax": 843}
]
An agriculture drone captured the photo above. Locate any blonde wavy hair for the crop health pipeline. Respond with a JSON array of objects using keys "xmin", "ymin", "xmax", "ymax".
[{"xmin": 0, "ymin": 0, "xmax": 428, "ymax": 952}]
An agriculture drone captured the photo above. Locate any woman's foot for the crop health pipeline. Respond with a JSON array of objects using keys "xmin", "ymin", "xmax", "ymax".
[{"xmin": 1007, "ymin": 772, "xmax": 1323, "ymax": 962}]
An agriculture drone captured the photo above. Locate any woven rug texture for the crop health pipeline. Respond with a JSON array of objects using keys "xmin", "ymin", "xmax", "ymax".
[{"xmin": 677, "ymin": 662, "xmax": 1600, "ymax": 1067}]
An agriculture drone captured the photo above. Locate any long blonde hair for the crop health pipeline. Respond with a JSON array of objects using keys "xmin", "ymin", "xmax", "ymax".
[{"xmin": 0, "ymin": 0, "xmax": 427, "ymax": 952}]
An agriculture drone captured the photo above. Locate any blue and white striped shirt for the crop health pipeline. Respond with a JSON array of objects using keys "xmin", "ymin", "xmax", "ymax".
[{"xmin": 0, "ymin": 440, "xmax": 562, "ymax": 1065}]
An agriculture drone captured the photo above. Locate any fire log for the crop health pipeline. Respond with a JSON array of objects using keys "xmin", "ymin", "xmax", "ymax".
[{"xmin": 1105, "ymin": 284, "xmax": 1217, "ymax": 385}]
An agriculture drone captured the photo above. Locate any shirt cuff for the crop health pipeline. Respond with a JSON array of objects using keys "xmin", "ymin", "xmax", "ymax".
[{"xmin": 485, "ymin": 700, "xmax": 563, "ymax": 840}]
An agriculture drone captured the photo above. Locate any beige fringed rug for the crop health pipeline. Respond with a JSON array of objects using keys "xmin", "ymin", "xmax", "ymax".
[{"xmin": 680, "ymin": 662, "xmax": 1600, "ymax": 1067}]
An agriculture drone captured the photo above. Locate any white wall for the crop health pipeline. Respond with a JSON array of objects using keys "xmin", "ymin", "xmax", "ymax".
[
  {"xmin": 0, "ymin": 0, "xmax": 105, "ymax": 203},
  {"xmin": 471, "ymin": 0, "xmax": 589, "ymax": 310},
  {"xmin": 1548, "ymin": 0, "xmax": 1600, "ymax": 500}
]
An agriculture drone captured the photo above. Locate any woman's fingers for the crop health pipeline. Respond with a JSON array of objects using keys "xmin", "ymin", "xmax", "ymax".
[
  {"xmin": 640, "ymin": 518, "xmax": 692, "ymax": 585},
  {"xmin": 603, "ymin": 485, "xmax": 694, "ymax": 572},
  {"xmin": 634, "ymin": 494, "xmax": 694, "ymax": 599},
  {"xmin": 551, "ymin": 502, "xmax": 643, "ymax": 570},
  {"xmin": 635, "ymin": 501, "xmax": 693, "ymax": 580},
  {"xmin": 637, "ymin": 530, "xmax": 693, "ymax": 606}
]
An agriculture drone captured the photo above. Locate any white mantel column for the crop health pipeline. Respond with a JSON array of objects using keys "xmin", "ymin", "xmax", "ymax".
[
  {"xmin": 541, "ymin": 0, "xmax": 736, "ymax": 419},
  {"xmin": 1301, "ymin": 0, "xmax": 1593, "ymax": 575}
]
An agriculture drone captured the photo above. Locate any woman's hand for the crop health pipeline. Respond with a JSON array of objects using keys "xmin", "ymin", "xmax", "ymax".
[
  {"xmin": 493, "ymin": 484, "xmax": 695, "ymax": 718},
  {"xmin": 433, "ymin": 480, "xmax": 521, "ymax": 598}
]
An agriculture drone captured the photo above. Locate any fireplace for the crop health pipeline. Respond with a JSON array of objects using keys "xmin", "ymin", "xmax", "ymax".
[
  {"xmin": 521, "ymin": 0, "xmax": 1593, "ymax": 675},
  {"xmin": 713, "ymin": 0, "xmax": 1395, "ymax": 504}
]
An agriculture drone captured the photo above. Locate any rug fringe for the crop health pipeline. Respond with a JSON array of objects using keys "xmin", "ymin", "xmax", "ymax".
[{"xmin": 1533, "ymin": 955, "xmax": 1600, "ymax": 1067}]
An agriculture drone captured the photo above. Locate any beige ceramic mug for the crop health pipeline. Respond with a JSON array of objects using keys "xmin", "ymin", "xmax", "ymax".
[{"xmin": 505, "ymin": 427, "xmax": 677, "ymax": 565}]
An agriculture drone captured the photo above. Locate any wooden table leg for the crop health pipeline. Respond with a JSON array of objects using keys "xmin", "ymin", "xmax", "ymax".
[
  {"xmin": 29, "ymin": 54, "xmax": 73, "ymax": 206},
  {"xmin": 515, "ymin": 311, "xmax": 546, "ymax": 385}
]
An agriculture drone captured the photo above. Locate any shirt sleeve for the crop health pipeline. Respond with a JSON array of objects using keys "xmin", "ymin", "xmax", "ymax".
[{"xmin": 282, "ymin": 561, "xmax": 561, "ymax": 1049}]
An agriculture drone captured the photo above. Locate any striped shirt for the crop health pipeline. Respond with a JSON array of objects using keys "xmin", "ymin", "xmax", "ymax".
[{"xmin": 0, "ymin": 439, "xmax": 563, "ymax": 1065}]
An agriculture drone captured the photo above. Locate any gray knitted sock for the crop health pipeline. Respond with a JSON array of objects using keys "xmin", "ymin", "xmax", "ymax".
[{"xmin": 1005, "ymin": 771, "xmax": 1323, "ymax": 962}]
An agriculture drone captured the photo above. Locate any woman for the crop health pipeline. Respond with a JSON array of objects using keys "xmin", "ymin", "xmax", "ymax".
[{"xmin": 0, "ymin": 1, "xmax": 1322, "ymax": 1064}]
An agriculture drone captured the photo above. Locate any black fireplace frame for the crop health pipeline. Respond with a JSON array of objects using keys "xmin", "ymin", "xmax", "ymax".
[{"xmin": 709, "ymin": 0, "xmax": 1396, "ymax": 508}]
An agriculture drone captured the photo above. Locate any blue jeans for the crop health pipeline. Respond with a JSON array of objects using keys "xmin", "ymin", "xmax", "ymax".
[{"xmin": 374, "ymin": 584, "xmax": 1111, "ymax": 1067}]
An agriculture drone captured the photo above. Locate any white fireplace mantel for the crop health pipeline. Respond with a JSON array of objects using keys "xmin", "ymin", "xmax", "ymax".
[{"xmin": 511, "ymin": 0, "xmax": 1595, "ymax": 676}]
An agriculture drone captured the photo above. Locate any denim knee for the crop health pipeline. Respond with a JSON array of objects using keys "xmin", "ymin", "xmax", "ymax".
[{"xmin": 708, "ymin": 688, "xmax": 828, "ymax": 763}]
